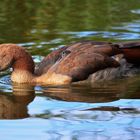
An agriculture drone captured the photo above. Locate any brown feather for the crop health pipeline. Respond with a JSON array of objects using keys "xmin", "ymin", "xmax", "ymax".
[{"xmin": 0, "ymin": 41, "xmax": 139, "ymax": 85}]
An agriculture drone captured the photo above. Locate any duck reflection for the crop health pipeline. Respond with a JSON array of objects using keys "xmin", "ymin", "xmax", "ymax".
[
  {"xmin": 0, "ymin": 75, "xmax": 139, "ymax": 119},
  {"xmin": 42, "ymin": 76, "xmax": 140, "ymax": 111},
  {"xmin": 0, "ymin": 84, "xmax": 35, "ymax": 119},
  {"xmin": 42, "ymin": 84, "xmax": 120, "ymax": 103}
]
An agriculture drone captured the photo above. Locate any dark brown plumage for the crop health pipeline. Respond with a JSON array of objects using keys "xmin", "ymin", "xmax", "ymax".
[{"xmin": 0, "ymin": 41, "xmax": 139, "ymax": 85}]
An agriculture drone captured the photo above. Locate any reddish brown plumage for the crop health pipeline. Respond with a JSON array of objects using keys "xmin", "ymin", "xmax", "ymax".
[
  {"xmin": 0, "ymin": 41, "xmax": 139, "ymax": 84},
  {"xmin": 49, "ymin": 50, "xmax": 120, "ymax": 82},
  {"xmin": 116, "ymin": 41, "xmax": 140, "ymax": 65},
  {"xmin": 0, "ymin": 44, "xmax": 35, "ymax": 73},
  {"xmin": 35, "ymin": 41, "xmax": 139, "ymax": 82},
  {"xmin": 122, "ymin": 48, "xmax": 140, "ymax": 64},
  {"xmin": 66, "ymin": 41, "xmax": 122, "ymax": 56},
  {"xmin": 35, "ymin": 46, "xmax": 68, "ymax": 75},
  {"xmin": 13, "ymin": 47, "xmax": 35, "ymax": 73}
]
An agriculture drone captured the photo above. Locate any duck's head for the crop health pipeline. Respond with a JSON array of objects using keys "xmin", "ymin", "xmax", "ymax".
[
  {"xmin": 0, "ymin": 44, "xmax": 15, "ymax": 71},
  {"xmin": 0, "ymin": 44, "xmax": 35, "ymax": 73}
]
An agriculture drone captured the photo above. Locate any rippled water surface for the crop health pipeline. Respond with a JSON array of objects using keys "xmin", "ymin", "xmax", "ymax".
[{"xmin": 0, "ymin": 1, "xmax": 140, "ymax": 140}]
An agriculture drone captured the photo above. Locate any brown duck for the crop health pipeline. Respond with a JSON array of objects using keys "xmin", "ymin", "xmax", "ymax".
[{"xmin": 0, "ymin": 41, "xmax": 139, "ymax": 85}]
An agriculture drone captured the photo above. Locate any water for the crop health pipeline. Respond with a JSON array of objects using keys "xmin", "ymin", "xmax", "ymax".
[{"xmin": 0, "ymin": 0, "xmax": 140, "ymax": 140}]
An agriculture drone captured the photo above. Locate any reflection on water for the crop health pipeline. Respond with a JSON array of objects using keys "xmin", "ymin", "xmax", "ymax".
[
  {"xmin": 42, "ymin": 77, "xmax": 140, "ymax": 103},
  {"xmin": 0, "ymin": 0, "xmax": 140, "ymax": 139},
  {"xmin": 0, "ymin": 75, "xmax": 140, "ymax": 139},
  {"xmin": 10, "ymin": 77, "xmax": 140, "ymax": 140},
  {"xmin": 0, "ymin": 84, "xmax": 35, "ymax": 119},
  {"xmin": 43, "ymin": 84, "xmax": 119, "ymax": 103}
]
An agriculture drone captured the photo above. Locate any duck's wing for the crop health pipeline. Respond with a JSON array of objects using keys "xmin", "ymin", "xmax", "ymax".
[
  {"xmin": 117, "ymin": 41, "xmax": 140, "ymax": 48},
  {"xmin": 35, "ymin": 41, "xmax": 113, "ymax": 76},
  {"xmin": 35, "ymin": 46, "xmax": 68, "ymax": 75},
  {"xmin": 48, "ymin": 50, "xmax": 120, "ymax": 82},
  {"xmin": 67, "ymin": 40, "xmax": 111, "ymax": 51}
]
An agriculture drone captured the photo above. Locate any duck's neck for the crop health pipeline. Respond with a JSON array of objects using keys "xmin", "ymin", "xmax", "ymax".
[
  {"xmin": 11, "ymin": 68, "xmax": 72, "ymax": 85},
  {"xmin": 11, "ymin": 48, "xmax": 36, "ymax": 83},
  {"xmin": 11, "ymin": 49, "xmax": 71, "ymax": 85},
  {"xmin": 11, "ymin": 69, "xmax": 35, "ymax": 83}
]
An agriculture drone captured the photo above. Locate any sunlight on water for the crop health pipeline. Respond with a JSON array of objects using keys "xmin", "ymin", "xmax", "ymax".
[
  {"xmin": 0, "ymin": 0, "xmax": 140, "ymax": 140},
  {"xmin": 131, "ymin": 9, "xmax": 140, "ymax": 14}
]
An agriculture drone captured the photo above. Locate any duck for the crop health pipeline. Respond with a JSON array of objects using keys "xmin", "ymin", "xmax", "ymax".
[{"xmin": 0, "ymin": 41, "xmax": 139, "ymax": 85}]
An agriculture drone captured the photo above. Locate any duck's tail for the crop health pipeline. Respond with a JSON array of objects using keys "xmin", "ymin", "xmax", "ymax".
[
  {"xmin": 89, "ymin": 54, "xmax": 140, "ymax": 83},
  {"xmin": 115, "ymin": 41, "xmax": 140, "ymax": 65}
]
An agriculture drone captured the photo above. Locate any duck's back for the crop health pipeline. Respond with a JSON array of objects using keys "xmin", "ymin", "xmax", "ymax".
[
  {"xmin": 35, "ymin": 41, "xmax": 140, "ymax": 83},
  {"xmin": 35, "ymin": 41, "xmax": 112, "ymax": 76}
]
